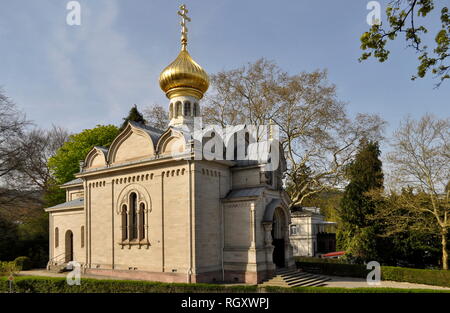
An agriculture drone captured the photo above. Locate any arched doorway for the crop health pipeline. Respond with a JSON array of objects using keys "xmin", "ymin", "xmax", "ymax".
[
  {"xmin": 272, "ymin": 208, "xmax": 286, "ymax": 268},
  {"xmin": 65, "ymin": 230, "xmax": 73, "ymax": 263}
]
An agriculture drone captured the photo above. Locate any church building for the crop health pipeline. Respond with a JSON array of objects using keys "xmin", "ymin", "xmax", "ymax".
[{"xmin": 45, "ymin": 5, "xmax": 294, "ymax": 284}]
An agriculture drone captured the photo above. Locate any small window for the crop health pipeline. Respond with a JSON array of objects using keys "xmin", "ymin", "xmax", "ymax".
[
  {"xmin": 176, "ymin": 102, "xmax": 182, "ymax": 117},
  {"xmin": 290, "ymin": 225, "xmax": 299, "ymax": 236},
  {"xmin": 193, "ymin": 103, "xmax": 198, "ymax": 116},
  {"xmin": 55, "ymin": 227, "xmax": 59, "ymax": 248},
  {"xmin": 81, "ymin": 226, "xmax": 85, "ymax": 248},
  {"xmin": 184, "ymin": 101, "xmax": 191, "ymax": 116},
  {"xmin": 122, "ymin": 204, "xmax": 128, "ymax": 241},
  {"xmin": 139, "ymin": 203, "xmax": 145, "ymax": 241},
  {"xmin": 129, "ymin": 193, "xmax": 138, "ymax": 240}
]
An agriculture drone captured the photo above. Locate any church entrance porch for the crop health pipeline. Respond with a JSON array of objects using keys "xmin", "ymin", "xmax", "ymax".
[
  {"xmin": 65, "ymin": 230, "xmax": 73, "ymax": 263},
  {"xmin": 272, "ymin": 207, "xmax": 287, "ymax": 268}
]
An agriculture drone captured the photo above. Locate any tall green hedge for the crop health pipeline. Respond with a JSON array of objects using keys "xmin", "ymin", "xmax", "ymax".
[
  {"xmin": 381, "ymin": 266, "xmax": 450, "ymax": 288},
  {"xmin": 296, "ymin": 257, "xmax": 369, "ymax": 278},
  {"xmin": 0, "ymin": 276, "xmax": 257, "ymax": 293},
  {"xmin": 1, "ymin": 276, "xmax": 449, "ymax": 293},
  {"xmin": 264, "ymin": 286, "xmax": 449, "ymax": 293},
  {"xmin": 295, "ymin": 258, "xmax": 450, "ymax": 288}
]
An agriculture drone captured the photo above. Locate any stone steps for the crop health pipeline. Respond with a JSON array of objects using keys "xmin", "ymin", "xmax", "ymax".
[
  {"xmin": 47, "ymin": 264, "xmax": 67, "ymax": 273},
  {"xmin": 260, "ymin": 268, "xmax": 331, "ymax": 288}
]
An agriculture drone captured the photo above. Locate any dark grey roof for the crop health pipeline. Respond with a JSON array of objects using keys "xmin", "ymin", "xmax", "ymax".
[
  {"xmin": 226, "ymin": 187, "xmax": 265, "ymax": 199},
  {"xmin": 129, "ymin": 121, "xmax": 165, "ymax": 144},
  {"xmin": 45, "ymin": 198, "xmax": 84, "ymax": 212},
  {"xmin": 291, "ymin": 206, "xmax": 322, "ymax": 216},
  {"xmin": 61, "ymin": 178, "xmax": 83, "ymax": 187}
]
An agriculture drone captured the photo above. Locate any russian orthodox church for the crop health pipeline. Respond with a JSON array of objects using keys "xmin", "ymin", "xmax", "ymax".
[{"xmin": 45, "ymin": 5, "xmax": 294, "ymax": 284}]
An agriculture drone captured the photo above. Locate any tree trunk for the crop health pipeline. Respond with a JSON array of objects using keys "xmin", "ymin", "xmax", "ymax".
[{"xmin": 442, "ymin": 230, "xmax": 448, "ymax": 270}]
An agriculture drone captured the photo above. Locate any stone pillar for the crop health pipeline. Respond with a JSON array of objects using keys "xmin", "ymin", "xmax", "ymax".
[
  {"xmin": 250, "ymin": 203, "xmax": 256, "ymax": 249},
  {"xmin": 262, "ymin": 222, "xmax": 275, "ymax": 275}
]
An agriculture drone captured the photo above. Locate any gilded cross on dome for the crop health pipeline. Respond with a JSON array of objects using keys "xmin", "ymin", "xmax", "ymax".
[{"xmin": 178, "ymin": 4, "xmax": 191, "ymax": 50}]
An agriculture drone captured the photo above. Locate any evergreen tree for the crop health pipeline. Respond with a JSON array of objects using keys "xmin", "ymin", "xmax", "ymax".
[
  {"xmin": 120, "ymin": 105, "xmax": 147, "ymax": 131},
  {"xmin": 337, "ymin": 140, "xmax": 383, "ymax": 262}
]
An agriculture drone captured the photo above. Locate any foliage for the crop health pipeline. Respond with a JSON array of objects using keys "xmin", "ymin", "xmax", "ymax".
[
  {"xmin": 0, "ymin": 89, "xmax": 30, "ymax": 206},
  {"xmin": 369, "ymin": 191, "xmax": 443, "ymax": 268},
  {"xmin": 295, "ymin": 258, "xmax": 450, "ymax": 288},
  {"xmin": 13, "ymin": 257, "xmax": 32, "ymax": 271},
  {"xmin": 0, "ymin": 212, "xmax": 19, "ymax": 261},
  {"xmin": 360, "ymin": 1, "xmax": 450, "ymax": 86},
  {"xmin": 265, "ymin": 286, "xmax": 449, "ymax": 293},
  {"xmin": 0, "ymin": 262, "xmax": 20, "ymax": 276},
  {"xmin": 301, "ymin": 189, "xmax": 343, "ymax": 222},
  {"xmin": 204, "ymin": 59, "xmax": 385, "ymax": 208},
  {"xmin": 4, "ymin": 126, "xmax": 69, "ymax": 205},
  {"xmin": 120, "ymin": 105, "xmax": 147, "ymax": 131},
  {"xmin": 296, "ymin": 259, "xmax": 369, "ymax": 278},
  {"xmin": 381, "ymin": 266, "xmax": 450, "ymax": 287},
  {"xmin": 0, "ymin": 276, "xmax": 257, "ymax": 293},
  {"xmin": 337, "ymin": 141, "xmax": 384, "ymax": 262},
  {"xmin": 46, "ymin": 125, "xmax": 119, "ymax": 206},
  {"xmin": 1, "ymin": 275, "xmax": 447, "ymax": 293},
  {"xmin": 380, "ymin": 115, "xmax": 450, "ymax": 269}
]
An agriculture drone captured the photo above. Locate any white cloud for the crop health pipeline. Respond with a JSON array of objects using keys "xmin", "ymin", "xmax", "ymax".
[{"xmin": 45, "ymin": 0, "xmax": 156, "ymax": 130}]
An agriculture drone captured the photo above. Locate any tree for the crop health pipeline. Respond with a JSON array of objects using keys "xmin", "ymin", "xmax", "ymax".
[
  {"xmin": 360, "ymin": 1, "xmax": 449, "ymax": 86},
  {"xmin": 375, "ymin": 115, "xmax": 450, "ymax": 269},
  {"xmin": 120, "ymin": 105, "xmax": 147, "ymax": 131},
  {"xmin": 204, "ymin": 59, "xmax": 385, "ymax": 208},
  {"xmin": 337, "ymin": 141, "xmax": 384, "ymax": 262},
  {"xmin": 0, "ymin": 210, "xmax": 19, "ymax": 261},
  {"xmin": 143, "ymin": 104, "xmax": 169, "ymax": 130},
  {"xmin": 0, "ymin": 89, "xmax": 30, "ymax": 205},
  {"xmin": 47, "ymin": 125, "xmax": 119, "ymax": 206},
  {"xmin": 4, "ymin": 126, "xmax": 69, "ymax": 204},
  {"xmin": 370, "ymin": 190, "xmax": 443, "ymax": 267}
]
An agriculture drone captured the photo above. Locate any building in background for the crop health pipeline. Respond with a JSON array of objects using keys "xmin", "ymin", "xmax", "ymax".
[{"xmin": 289, "ymin": 207, "xmax": 337, "ymax": 257}]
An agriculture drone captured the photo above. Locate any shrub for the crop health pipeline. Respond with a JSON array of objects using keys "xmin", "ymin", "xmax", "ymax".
[
  {"xmin": 0, "ymin": 276, "xmax": 258, "ymax": 293},
  {"xmin": 295, "ymin": 257, "xmax": 450, "ymax": 288},
  {"xmin": 381, "ymin": 266, "xmax": 450, "ymax": 288},
  {"xmin": 14, "ymin": 257, "xmax": 32, "ymax": 271},
  {"xmin": 295, "ymin": 257, "xmax": 368, "ymax": 278},
  {"xmin": 1, "ymin": 276, "xmax": 448, "ymax": 293},
  {"xmin": 265, "ymin": 286, "xmax": 449, "ymax": 293},
  {"xmin": 0, "ymin": 261, "xmax": 20, "ymax": 276}
]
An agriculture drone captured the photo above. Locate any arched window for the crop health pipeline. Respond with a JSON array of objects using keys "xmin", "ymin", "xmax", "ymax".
[
  {"xmin": 184, "ymin": 101, "xmax": 191, "ymax": 116},
  {"xmin": 193, "ymin": 103, "xmax": 198, "ymax": 116},
  {"xmin": 55, "ymin": 227, "xmax": 59, "ymax": 248},
  {"xmin": 129, "ymin": 193, "xmax": 138, "ymax": 240},
  {"xmin": 169, "ymin": 103, "xmax": 174, "ymax": 119},
  {"xmin": 81, "ymin": 226, "xmax": 85, "ymax": 248},
  {"xmin": 176, "ymin": 101, "xmax": 182, "ymax": 117},
  {"xmin": 139, "ymin": 203, "xmax": 145, "ymax": 240},
  {"xmin": 121, "ymin": 204, "xmax": 128, "ymax": 241}
]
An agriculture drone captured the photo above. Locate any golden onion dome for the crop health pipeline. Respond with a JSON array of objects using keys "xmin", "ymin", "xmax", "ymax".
[{"xmin": 159, "ymin": 49, "xmax": 209, "ymax": 100}]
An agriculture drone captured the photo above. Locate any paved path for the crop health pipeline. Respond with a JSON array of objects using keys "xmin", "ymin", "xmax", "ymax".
[
  {"xmin": 323, "ymin": 275, "xmax": 450, "ymax": 290},
  {"xmin": 18, "ymin": 269, "xmax": 450, "ymax": 291}
]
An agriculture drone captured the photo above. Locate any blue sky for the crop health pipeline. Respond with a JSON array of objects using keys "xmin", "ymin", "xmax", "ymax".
[{"xmin": 0, "ymin": 0, "xmax": 448, "ymax": 134}]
